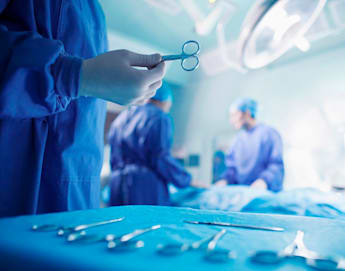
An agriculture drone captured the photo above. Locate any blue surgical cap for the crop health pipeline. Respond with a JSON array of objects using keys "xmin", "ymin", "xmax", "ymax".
[
  {"xmin": 151, "ymin": 82, "xmax": 173, "ymax": 103},
  {"xmin": 230, "ymin": 98, "xmax": 258, "ymax": 118}
]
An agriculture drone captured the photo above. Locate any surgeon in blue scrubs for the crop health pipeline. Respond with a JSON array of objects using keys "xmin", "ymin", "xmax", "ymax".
[
  {"xmin": 215, "ymin": 98, "xmax": 284, "ymax": 192},
  {"xmin": 0, "ymin": 0, "xmax": 166, "ymax": 217},
  {"xmin": 107, "ymin": 83, "xmax": 192, "ymax": 206}
]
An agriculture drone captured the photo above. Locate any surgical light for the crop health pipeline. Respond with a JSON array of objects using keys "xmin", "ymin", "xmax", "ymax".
[
  {"xmin": 180, "ymin": 0, "xmax": 236, "ymax": 36},
  {"xmin": 238, "ymin": 0, "xmax": 327, "ymax": 69}
]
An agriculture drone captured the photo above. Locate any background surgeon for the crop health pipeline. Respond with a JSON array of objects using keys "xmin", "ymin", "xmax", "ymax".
[
  {"xmin": 0, "ymin": 0, "xmax": 165, "ymax": 217},
  {"xmin": 107, "ymin": 83, "xmax": 193, "ymax": 206},
  {"xmin": 215, "ymin": 98, "xmax": 285, "ymax": 192}
]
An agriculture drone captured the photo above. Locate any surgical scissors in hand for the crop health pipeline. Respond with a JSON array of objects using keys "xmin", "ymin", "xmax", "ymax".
[
  {"xmin": 162, "ymin": 40, "xmax": 200, "ymax": 71},
  {"xmin": 31, "ymin": 217, "xmax": 124, "ymax": 236},
  {"xmin": 157, "ymin": 229, "xmax": 235, "ymax": 263},
  {"xmin": 251, "ymin": 230, "xmax": 345, "ymax": 270}
]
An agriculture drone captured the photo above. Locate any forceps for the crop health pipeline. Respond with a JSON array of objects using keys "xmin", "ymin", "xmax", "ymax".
[
  {"xmin": 184, "ymin": 220, "xmax": 284, "ymax": 232},
  {"xmin": 31, "ymin": 217, "xmax": 124, "ymax": 236},
  {"xmin": 67, "ymin": 231, "xmax": 116, "ymax": 243},
  {"xmin": 162, "ymin": 40, "xmax": 200, "ymax": 71},
  {"xmin": 251, "ymin": 230, "xmax": 345, "ymax": 270},
  {"xmin": 107, "ymin": 225, "xmax": 162, "ymax": 252},
  {"xmin": 157, "ymin": 229, "xmax": 235, "ymax": 263}
]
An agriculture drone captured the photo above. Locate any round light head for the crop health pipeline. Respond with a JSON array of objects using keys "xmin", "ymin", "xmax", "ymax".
[{"xmin": 238, "ymin": 0, "xmax": 327, "ymax": 69}]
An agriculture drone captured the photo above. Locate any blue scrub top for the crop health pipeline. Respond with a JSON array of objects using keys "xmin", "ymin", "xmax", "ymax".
[
  {"xmin": 220, "ymin": 124, "xmax": 284, "ymax": 192},
  {"xmin": 108, "ymin": 103, "xmax": 191, "ymax": 206},
  {"xmin": 0, "ymin": 0, "xmax": 107, "ymax": 216}
]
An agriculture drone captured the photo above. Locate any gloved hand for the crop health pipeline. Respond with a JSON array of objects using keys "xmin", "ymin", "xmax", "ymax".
[
  {"xmin": 250, "ymin": 179, "xmax": 268, "ymax": 190},
  {"xmin": 191, "ymin": 179, "xmax": 210, "ymax": 189},
  {"xmin": 214, "ymin": 179, "xmax": 227, "ymax": 187},
  {"xmin": 79, "ymin": 49, "xmax": 166, "ymax": 105}
]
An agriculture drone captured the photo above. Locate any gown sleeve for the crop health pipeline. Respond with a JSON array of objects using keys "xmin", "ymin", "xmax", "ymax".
[
  {"xmin": 0, "ymin": 2, "xmax": 82, "ymax": 119},
  {"xmin": 258, "ymin": 129, "xmax": 285, "ymax": 192}
]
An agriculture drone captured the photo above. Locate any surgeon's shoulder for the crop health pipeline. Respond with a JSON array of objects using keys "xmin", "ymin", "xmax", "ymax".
[
  {"xmin": 258, "ymin": 123, "xmax": 275, "ymax": 132},
  {"xmin": 260, "ymin": 124, "xmax": 282, "ymax": 140}
]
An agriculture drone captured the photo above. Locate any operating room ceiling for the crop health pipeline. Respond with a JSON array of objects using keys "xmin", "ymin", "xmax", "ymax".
[
  {"xmin": 99, "ymin": 0, "xmax": 345, "ymax": 74},
  {"xmin": 100, "ymin": 0, "xmax": 257, "ymax": 52}
]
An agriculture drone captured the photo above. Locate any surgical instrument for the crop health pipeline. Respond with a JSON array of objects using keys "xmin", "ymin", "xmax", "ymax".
[
  {"xmin": 251, "ymin": 230, "xmax": 345, "ymax": 270},
  {"xmin": 162, "ymin": 40, "xmax": 200, "ymax": 71},
  {"xmin": 184, "ymin": 220, "xmax": 284, "ymax": 232},
  {"xmin": 31, "ymin": 217, "xmax": 124, "ymax": 236},
  {"xmin": 107, "ymin": 224, "xmax": 161, "ymax": 251},
  {"xmin": 67, "ymin": 232, "xmax": 116, "ymax": 243},
  {"xmin": 157, "ymin": 229, "xmax": 235, "ymax": 263}
]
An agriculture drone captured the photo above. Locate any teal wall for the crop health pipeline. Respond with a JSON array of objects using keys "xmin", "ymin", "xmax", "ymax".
[{"xmin": 171, "ymin": 47, "xmax": 345, "ymax": 189}]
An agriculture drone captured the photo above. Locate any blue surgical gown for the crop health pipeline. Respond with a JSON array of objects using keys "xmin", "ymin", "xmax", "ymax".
[
  {"xmin": 0, "ymin": 0, "xmax": 107, "ymax": 217},
  {"xmin": 220, "ymin": 124, "xmax": 284, "ymax": 192},
  {"xmin": 108, "ymin": 103, "xmax": 191, "ymax": 206}
]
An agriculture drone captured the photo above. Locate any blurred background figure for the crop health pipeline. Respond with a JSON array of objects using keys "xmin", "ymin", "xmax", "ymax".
[
  {"xmin": 107, "ymin": 83, "xmax": 193, "ymax": 206},
  {"xmin": 215, "ymin": 98, "xmax": 285, "ymax": 192},
  {"xmin": 212, "ymin": 150, "xmax": 227, "ymax": 183}
]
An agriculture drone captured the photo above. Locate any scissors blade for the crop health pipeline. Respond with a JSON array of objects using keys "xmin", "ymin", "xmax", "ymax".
[
  {"xmin": 73, "ymin": 217, "xmax": 125, "ymax": 231},
  {"xmin": 120, "ymin": 224, "xmax": 161, "ymax": 242},
  {"xmin": 207, "ymin": 229, "xmax": 227, "ymax": 251},
  {"xmin": 162, "ymin": 55, "xmax": 182, "ymax": 61},
  {"xmin": 184, "ymin": 220, "xmax": 285, "ymax": 232}
]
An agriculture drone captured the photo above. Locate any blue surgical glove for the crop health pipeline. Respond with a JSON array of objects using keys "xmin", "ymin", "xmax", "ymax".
[{"xmin": 79, "ymin": 50, "xmax": 166, "ymax": 105}]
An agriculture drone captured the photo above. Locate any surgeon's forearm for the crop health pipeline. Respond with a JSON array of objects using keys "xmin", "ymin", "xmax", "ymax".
[
  {"xmin": 154, "ymin": 154, "xmax": 192, "ymax": 188},
  {"xmin": 220, "ymin": 168, "xmax": 236, "ymax": 184},
  {"xmin": 259, "ymin": 163, "xmax": 284, "ymax": 192}
]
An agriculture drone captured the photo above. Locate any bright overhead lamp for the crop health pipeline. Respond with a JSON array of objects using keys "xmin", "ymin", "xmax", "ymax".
[{"xmin": 238, "ymin": 0, "xmax": 327, "ymax": 69}]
